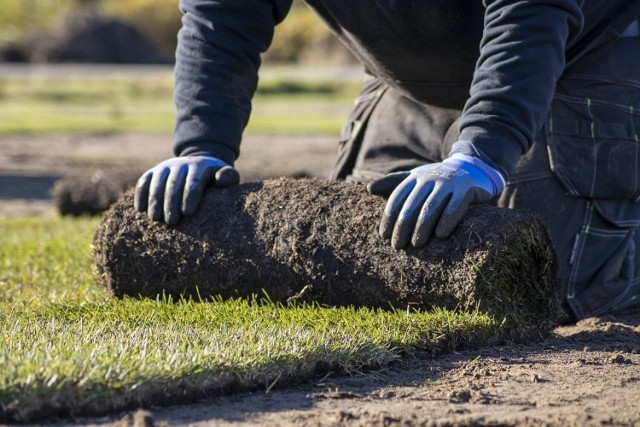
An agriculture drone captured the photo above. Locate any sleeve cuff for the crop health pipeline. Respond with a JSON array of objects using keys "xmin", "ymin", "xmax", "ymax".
[
  {"xmin": 177, "ymin": 142, "xmax": 237, "ymax": 166},
  {"xmin": 448, "ymin": 151, "xmax": 506, "ymax": 195}
]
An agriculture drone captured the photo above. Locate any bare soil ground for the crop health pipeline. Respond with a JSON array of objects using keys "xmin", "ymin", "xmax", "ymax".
[
  {"xmin": 0, "ymin": 132, "xmax": 338, "ymax": 217},
  {"xmin": 4, "ymin": 133, "xmax": 640, "ymax": 427}
]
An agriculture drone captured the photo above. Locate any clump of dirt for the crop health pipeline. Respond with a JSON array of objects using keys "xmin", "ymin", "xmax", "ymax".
[
  {"xmin": 52, "ymin": 168, "xmax": 143, "ymax": 217},
  {"xmin": 93, "ymin": 178, "xmax": 560, "ymax": 339}
]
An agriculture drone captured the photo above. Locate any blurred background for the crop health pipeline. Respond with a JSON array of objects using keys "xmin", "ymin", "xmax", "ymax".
[
  {"xmin": 0, "ymin": 0, "xmax": 363, "ymax": 218},
  {"xmin": 0, "ymin": 0, "xmax": 355, "ymax": 64}
]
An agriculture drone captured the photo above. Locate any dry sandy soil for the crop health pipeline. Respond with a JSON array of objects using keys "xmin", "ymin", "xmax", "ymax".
[{"xmin": 3, "ymin": 133, "xmax": 640, "ymax": 427}]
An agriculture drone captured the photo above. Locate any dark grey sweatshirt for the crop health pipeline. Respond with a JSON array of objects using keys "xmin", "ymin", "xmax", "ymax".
[{"xmin": 173, "ymin": 0, "xmax": 640, "ymax": 177}]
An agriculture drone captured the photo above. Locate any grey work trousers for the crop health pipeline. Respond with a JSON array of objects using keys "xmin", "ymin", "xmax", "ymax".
[{"xmin": 330, "ymin": 36, "xmax": 640, "ymax": 320}]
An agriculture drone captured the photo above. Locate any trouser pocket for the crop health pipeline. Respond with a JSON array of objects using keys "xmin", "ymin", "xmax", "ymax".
[
  {"xmin": 566, "ymin": 199, "xmax": 640, "ymax": 319},
  {"xmin": 546, "ymin": 79, "xmax": 640, "ymax": 317},
  {"xmin": 329, "ymin": 77, "xmax": 386, "ymax": 181},
  {"xmin": 547, "ymin": 88, "xmax": 640, "ymax": 200}
]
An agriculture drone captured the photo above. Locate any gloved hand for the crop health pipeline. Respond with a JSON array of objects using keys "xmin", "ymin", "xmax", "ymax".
[
  {"xmin": 367, "ymin": 153, "xmax": 505, "ymax": 249},
  {"xmin": 134, "ymin": 155, "xmax": 240, "ymax": 226}
]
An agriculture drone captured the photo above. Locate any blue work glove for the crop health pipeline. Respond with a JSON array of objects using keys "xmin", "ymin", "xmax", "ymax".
[
  {"xmin": 367, "ymin": 153, "xmax": 505, "ymax": 249},
  {"xmin": 134, "ymin": 156, "xmax": 240, "ymax": 226}
]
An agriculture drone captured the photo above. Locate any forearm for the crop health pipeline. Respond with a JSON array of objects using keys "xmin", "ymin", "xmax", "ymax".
[
  {"xmin": 173, "ymin": 0, "xmax": 293, "ymax": 165},
  {"xmin": 455, "ymin": 0, "xmax": 583, "ymax": 177}
]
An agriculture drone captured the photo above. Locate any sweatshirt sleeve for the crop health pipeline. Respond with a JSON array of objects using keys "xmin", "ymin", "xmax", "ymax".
[
  {"xmin": 452, "ymin": 0, "xmax": 583, "ymax": 178},
  {"xmin": 173, "ymin": 0, "xmax": 293, "ymax": 165}
]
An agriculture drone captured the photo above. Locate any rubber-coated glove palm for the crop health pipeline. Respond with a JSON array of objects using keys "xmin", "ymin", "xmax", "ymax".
[
  {"xmin": 367, "ymin": 153, "xmax": 505, "ymax": 249},
  {"xmin": 134, "ymin": 156, "xmax": 240, "ymax": 226}
]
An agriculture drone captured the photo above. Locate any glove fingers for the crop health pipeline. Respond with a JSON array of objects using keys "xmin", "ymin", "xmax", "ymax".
[
  {"xmin": 379, "ymin": 179, "xmax": 416, "ymax": 240},
  {"xmin": 411, "ymin": 187, "xmax": 451, "ymax": 248},
  {"xmin": 435, "ymin": 192, "xmax": 475, "ymax": 239},
  {"xmin": 134, "ymin": 170, "xmax": 153, "ymax": 212},
  {"xmin": 164, "ymin": 165, "xmax": 189, "ymax": 226},
  {"xmin": 391, "ymin": 181, "xmax": 435, "ymax": 249},
  {"xmin": 182, "ymin": 165, "xmax": 215, "ymax": 216},
  {"xmin": 367, "ymin": 172, "xmax": 411, "ymax": 197},
  {"xmin": 148, "ymin": 167, "xmax": 170, "ymax": 222},
  {"xmin": 215, "ymin": 166, "xmax": 240, "ymax": 187}
]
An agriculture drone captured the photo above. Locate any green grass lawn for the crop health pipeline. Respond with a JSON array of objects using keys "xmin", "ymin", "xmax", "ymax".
[
  {"xmin": 0, "ymin": 76, "xmax": 357, "ymax": 135},
  {"xmin": 0, "ymin": 216, "xmax": 508, "ymax": 423}
]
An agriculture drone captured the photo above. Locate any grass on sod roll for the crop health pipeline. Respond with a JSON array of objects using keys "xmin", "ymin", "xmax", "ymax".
[
  {"xmin": 0, "ymin": 76, "xmax": 358, "ymax": 135},
  {"xmin": 0, "ymin": 216, "xmax": 511, "ymax": 423}
]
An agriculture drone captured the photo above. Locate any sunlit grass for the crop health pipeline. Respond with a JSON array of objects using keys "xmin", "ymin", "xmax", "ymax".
[
  {"xmin": 0, "ymin": 76, "xmax": 358, "ymax": 135},
  {"xmin": 0, "ymin": 217, "xmax": 101, "ymax": 303},
  {"xmin": 0, "ymin": 216, "xmax": 502, "ymax": 423}
]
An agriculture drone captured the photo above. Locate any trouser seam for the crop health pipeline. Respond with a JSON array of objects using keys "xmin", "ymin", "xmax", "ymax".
[
  {"xmin": 613, "ymin": 276, "xmax": 640, "ymax": 311},
  {"xmin": 567, "ymin": 202, "xmax": 593, "ymax": 319}
]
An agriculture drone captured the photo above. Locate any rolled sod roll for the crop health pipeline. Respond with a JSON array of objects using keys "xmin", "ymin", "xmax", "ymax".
[
  {"xmin": 53, "ymin": 168, "xmax": 143, "ymax": 216},
  {"xmin": 94, "ymin": 178, "xmax": 560, "ymax": 329}
]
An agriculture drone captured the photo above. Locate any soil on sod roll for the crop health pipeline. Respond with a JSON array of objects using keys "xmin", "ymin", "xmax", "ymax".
[
  {"xmin": 53, "ymin": 168, "xmax": 143, "ymax": 216},
  {"xmin": 94, "ymin": 178, "xmax": 561, "ymax": 339}
]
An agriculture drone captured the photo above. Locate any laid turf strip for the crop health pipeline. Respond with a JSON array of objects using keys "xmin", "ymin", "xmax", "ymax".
[
  {"xmin": 0, "ymin": 299, "xmax": 498, "ymax": 424},
  {"xmin": 94, "ymin": 178, "xmax": 561, "ymax": 340},
  {"xmin": 52, "ymin": 168, "xmax": 142, "ymax": 216}
]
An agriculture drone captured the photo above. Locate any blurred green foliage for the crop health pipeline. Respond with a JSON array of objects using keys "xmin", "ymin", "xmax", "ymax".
[
  {"xmin": 0, "ymin": 0, "xmax": 75, "ymax": 42},
  {"xmin": 0, "ymin": 0, "xmax": 349, "ymax": 63},
  {"xmin": 0, "ymin": 0, "xmax": 181, "ymax": 57},
  {"xmin": 267, "ymin": 1, "xmax": 338, "ymax": 62},
  {"xmin": 102, "ymin": 0, "xmax": 182, "ymax": 57}
]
